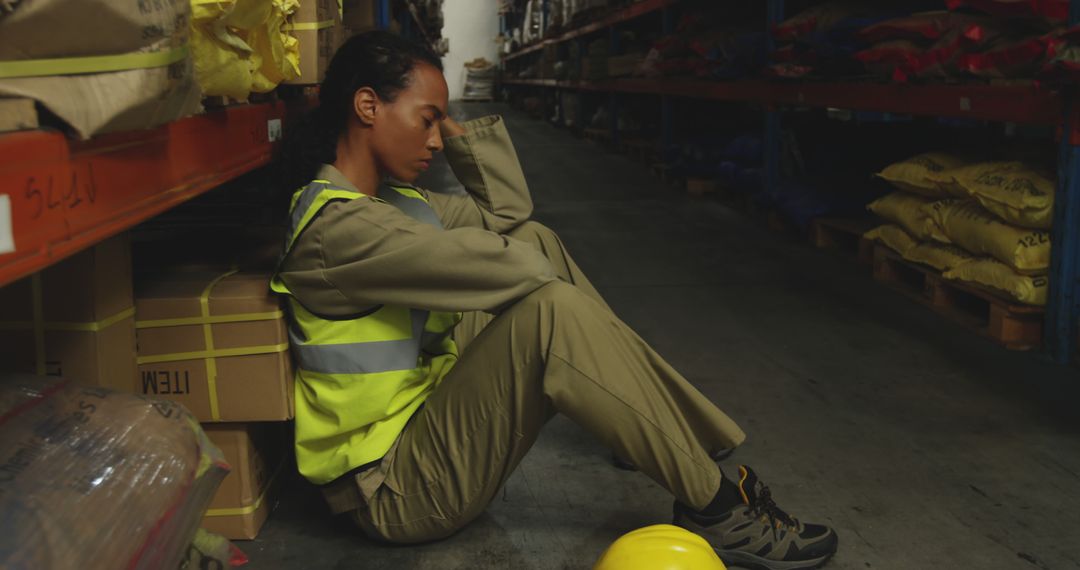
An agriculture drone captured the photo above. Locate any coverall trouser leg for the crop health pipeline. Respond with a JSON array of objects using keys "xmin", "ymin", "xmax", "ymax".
[{"xmin": 351, "ymin": 224, "xmax": 746, "ymax": 544}]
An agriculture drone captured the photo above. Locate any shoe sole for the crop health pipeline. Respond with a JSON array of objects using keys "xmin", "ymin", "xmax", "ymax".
[{"xmin": 717, "ymin": 549, "xmax": 834, "ymax": 570}]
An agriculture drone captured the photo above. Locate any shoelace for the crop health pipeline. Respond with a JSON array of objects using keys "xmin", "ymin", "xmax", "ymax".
[{"xmin": 749, "ymin": 484, "xmax": 799, "ymax": 536}]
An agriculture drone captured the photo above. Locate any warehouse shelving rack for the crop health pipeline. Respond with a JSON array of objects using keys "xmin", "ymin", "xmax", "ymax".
[
  {"xmin": 0, "ymin": 0, "xmax": 412, "ymax": 286},
  {"xmin": 500, "ymin": 0, "xmax": 1080, "ymax": 364}
]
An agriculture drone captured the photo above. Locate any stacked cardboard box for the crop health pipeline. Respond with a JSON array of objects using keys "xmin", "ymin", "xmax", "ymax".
[
  {"xmin": 134, "ymin": 270, "xmax": 293, "ymax": 423},
  {"xmin": 0, "ymin": 234, "xmax": 295, "ymax": 541},
  {"xmin": 202, "ymin": 423, "xmax": 290, "ymax": 539},
  {"xmin": 134, "ymin": 266, "xmax": 294, "ymax": 540},
  {"xmin": 286, "ymin": 0, "xmax": 346, "ymax": 85},
  {"xmin": 0, "ymin": 235, "xmax": 137, "ymax": 391}
]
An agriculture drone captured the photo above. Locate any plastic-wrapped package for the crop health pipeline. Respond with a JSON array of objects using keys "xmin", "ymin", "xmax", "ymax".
[{"xmin": 0, "ymin": 374, "xmax": 228, "ymax": 570}]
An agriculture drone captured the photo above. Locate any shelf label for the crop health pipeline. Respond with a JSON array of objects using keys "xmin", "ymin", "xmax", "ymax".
[
  {"xmin": 0, "ymin": 194, "xmax": 13, "ymax": 254},
  {"xmin": 268, "ymin": 119, "xmax": 282, "ymax": 142}
]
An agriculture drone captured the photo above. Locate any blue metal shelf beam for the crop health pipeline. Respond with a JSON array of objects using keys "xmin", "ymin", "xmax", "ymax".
[{"xmin": 1046, "ymin": 0, "xmax": 1080, "ymax": 362}]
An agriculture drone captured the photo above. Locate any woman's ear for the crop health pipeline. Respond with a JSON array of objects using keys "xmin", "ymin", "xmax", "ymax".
[{"xmin": 353, "ymin": 87, "xmax": 378, "ymax": 126}]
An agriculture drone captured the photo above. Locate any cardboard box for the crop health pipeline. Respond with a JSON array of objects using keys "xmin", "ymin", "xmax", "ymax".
[
  {"xmin": 342, "ymin": 0, "xmax": 376, "ymax": 34},
  {"xmin": 285, "ymin": 0, "xmax": 345, "ymax": 85},
  {"xmin": 135, "ymin": 270, "xmax": 294, "ymax": 423},
  {"xmin": 201, "ymin": 422, "xmax": 288, "ymax": 540},
  {"xmin": 0, "ymin": 235, "xmax": 137, "ymax": 391}
]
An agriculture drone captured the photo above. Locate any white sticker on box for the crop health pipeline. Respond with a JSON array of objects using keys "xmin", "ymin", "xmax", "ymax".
[
  {"xmin": 0, "ymin": 195, "xmax": 13, "ymax": 255},
  {"xmin": 268, "ymin": 119, "xmax": 283, "ymax": 142}
]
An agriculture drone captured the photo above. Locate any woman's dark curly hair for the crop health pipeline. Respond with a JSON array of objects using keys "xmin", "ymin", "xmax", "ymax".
[{"xmin": 280, "ymin": 30, "xmax": 443, "ymax": 196}]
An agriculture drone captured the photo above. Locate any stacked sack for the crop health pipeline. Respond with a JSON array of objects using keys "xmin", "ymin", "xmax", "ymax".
[
  {"xmin": 765, "ymin": 1, "xmax": 1080, "ymax": 83},
  {"xmin": 865, "ymin": 153, "xmax": 1053, "ymax": 305},
  {"xmin": 190, "ymin": 0, "xmax": 302, "ymax": 101}
]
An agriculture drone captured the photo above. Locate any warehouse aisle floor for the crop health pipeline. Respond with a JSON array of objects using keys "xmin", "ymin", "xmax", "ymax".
[{"xmin": 245, "ymin": 103, "xmax": 1080, "ymax": 570}]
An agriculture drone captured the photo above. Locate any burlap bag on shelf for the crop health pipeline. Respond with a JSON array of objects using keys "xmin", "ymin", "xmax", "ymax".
[
  {"xmin": 867, "ymin": 192, "xmax": 947, "ymax": 242},
  {"xmin": 0, "ymin": 0, "xmax": 202, "ymax": 139},
  {"xmin": 944, "ymin": 260, "xmax": 1049, "ymax": 306},
  {"xmin": 925, "ymin": 199, "xmax": 1051, "ymax": 274},
  {"xmin": 876, "ymin": 153, "xmax": 970, "ymax": 198},
  {"xmin": 929, "ymin": 161, "xmax": 1055, "ymax": 230},
  {"xmin": 864, "ymin": 224, "xmax": 919, "ymax": 256},
  {"xmin": 904, "ymin": 241, "xmax": 979, "ymax": 272}
]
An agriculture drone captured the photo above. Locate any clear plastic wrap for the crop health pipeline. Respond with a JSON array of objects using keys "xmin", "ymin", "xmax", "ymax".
[{"xmin": 0, "ymin": 374, "xmax": 228, "ymax": 570}]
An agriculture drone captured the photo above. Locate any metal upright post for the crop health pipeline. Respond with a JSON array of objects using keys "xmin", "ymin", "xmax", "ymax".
[
  {"xmin": 609, "ymin": 24, "xmax": 620, "ymax": 145},
  {"xmin": 661, "ymin": 6, "xmax": 674, "ymax": 152},
  {"xmin": 763, "ymin": 0, "xmax": 785, "ymax": 199},
  {"xmin": 377, "ymin": 0, "xmax": 391, "ymax": 30},
  {"xmin": 1046, "ymin": 0, "xmax": 1080, "ymax": 363}
]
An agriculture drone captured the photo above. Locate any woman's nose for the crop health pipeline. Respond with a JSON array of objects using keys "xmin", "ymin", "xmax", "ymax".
[{"xmin": 427, "ymin": 129, "xmax": 443, "ymax": 152}]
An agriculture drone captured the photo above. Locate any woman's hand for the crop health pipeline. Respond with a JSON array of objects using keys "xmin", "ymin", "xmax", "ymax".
[{"xmin": 440, "ymin": 116, "xmax": 467, "ymax": 139}]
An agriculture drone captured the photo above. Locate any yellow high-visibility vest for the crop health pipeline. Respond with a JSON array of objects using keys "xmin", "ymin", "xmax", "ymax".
[{"xmin": 271, "ymin": 180, "xmax": 461, "ymax": 485}]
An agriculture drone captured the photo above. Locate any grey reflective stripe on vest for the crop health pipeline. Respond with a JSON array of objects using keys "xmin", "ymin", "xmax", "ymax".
[
  {"xmin": 290, "ymin": 308, "xmax": 429, "ymax": 374},
  {"xmin": 378, "ymin": 185, "xmax": 444, "ymax": 229},
  {"xmin": 286, "ymin": 182, "xmax": 329, "ymax": 245}
]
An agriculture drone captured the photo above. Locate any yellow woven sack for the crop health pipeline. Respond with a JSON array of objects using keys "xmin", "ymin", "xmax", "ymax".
[
  {"xmin": 867, "ymin": 192, "xmax": 947, "ymax": 242},
  {"xmin": 190, "ymin": 0, "xmax": 299, "ymax": 99},
  {"xmin": 864, "ymin": 224, "xmax": 919, "ymax": 256},
  {"xmin": 191, "ymin": 0, "xmax": 254, "ymax": 100},
  {"xmin": 944, "ymin": 259, "xmax": 1049, "ymax": 306},
  {"xmin": 932, "ymin": 162, "xmax": 1055, "ymax": 229},
  {"xmin": 924, "ymin": 200, "xmax": 1050, "ymax": 274},
  {"xmin": 903, "ymin": 241, "xmax": 978, "ymax": 272},
  {"xmin": 231, "ymin": 0, "xmax": 300, "ymax": 93},
  {"xmin": 877, "ymin": 153, "xmax": 970, "ymax": 198}
]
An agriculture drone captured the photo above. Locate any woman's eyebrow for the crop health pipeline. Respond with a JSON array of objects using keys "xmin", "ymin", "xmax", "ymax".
[{"xmin": 422, "ymin": 104, "xmax": 445, "ymax": 119}]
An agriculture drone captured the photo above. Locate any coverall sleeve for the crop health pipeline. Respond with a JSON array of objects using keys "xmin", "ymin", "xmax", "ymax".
[
  {"xmin": 276, "ymin": 196, "xmax": 556, "ymax": 315},
  {"xmin": 422, "ymin": 115, "xmax": 534, "ymax": 233}
]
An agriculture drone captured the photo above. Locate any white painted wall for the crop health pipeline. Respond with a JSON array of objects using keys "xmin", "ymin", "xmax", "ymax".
[{"xmin": 440, "ymin": 0, "xmax": 500, "ymax": 100}]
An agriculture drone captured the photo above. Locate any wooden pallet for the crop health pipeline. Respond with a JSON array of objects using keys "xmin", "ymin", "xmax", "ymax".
[
  {"xmin": 871, "ymin": 245, "xmax": 1044, "ymax": 350},
  {"xmin": 650, "ymin": 162, "xmax": 683, "ymax": 190},
  {"xmin": 617, "ymin": 138, "xmax": 657, "ymax": 163},
  {"xmin": 811, "ymin": 217, "xmax": 879, "ymax": 265},
  {"xmin": 685, "ymin": 178, "xmax": 718, "ymax": 197},
  {"xmin": 582, "ymin": 127, "xmax": 611, "ymax": 144}
]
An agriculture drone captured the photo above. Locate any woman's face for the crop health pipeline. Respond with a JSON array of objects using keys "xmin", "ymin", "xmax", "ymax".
[{"xmin": 370, "ymin": 62, "xmax": 450, "ymax": 184}]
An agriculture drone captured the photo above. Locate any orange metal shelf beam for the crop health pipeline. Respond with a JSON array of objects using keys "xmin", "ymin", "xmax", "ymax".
[
  {"xmin": 0, "ymin": 101, "xmax": 289, "ymax": 288},
  {"xmin": 503, "ymin": 0, "xmax": 678, "ymax": 62},
  {"xmin": 500, "ymin": 78, "xmax": 1064, "ymax": 125}
]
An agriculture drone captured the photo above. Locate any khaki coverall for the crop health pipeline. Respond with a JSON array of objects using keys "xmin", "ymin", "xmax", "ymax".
[{"xmin": 276, "ymin": 115, "xmax": 746, "ymax": 544}]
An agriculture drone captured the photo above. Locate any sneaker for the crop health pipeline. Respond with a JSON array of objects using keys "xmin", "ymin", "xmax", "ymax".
[{"xmin": 673, "ymin": 465, "xmax": 838, "ymax": 570}]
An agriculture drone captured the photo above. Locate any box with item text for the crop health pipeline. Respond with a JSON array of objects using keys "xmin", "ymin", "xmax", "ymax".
[{"xmin": 135, "ymin": 270, "xmax": 294, "ymax": 423}]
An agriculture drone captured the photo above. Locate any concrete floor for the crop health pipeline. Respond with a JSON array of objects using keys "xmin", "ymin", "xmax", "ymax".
[{"xmin": 244, "ymin": 103, "xmax": 1080, "ymax": 569}]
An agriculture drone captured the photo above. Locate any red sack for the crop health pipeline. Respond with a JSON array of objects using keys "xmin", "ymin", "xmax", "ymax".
[
  {"xmin": 856, "ymin": 12, "xmax": 984, "ymax": 44},
  {"xmin": 773, "ymin": 2, "xmax": 864, "ymax": 41},
  {"xmin": 957, "ymin": 34, "xmax": 1054, "ymax": 78},
  {"xmin": 1041, "ymin": 36, "xmax": 1080, "ymax": 81},
  {"xmin": 945, "ymin": 0, "xmax": 1068, "ymax": 21},
  {"xmin": 855, "ymin": 40, "xmax": 925, "ymax": 79},
  {"xmin": 906, "ymin": 21, "xmax": 1007, "ymax": 78}
]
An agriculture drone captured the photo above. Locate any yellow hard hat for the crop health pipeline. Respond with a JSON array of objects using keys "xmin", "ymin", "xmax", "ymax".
[{"xmin": 593, "ymin": 524, "xmax": 727, "ymax": 570}]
